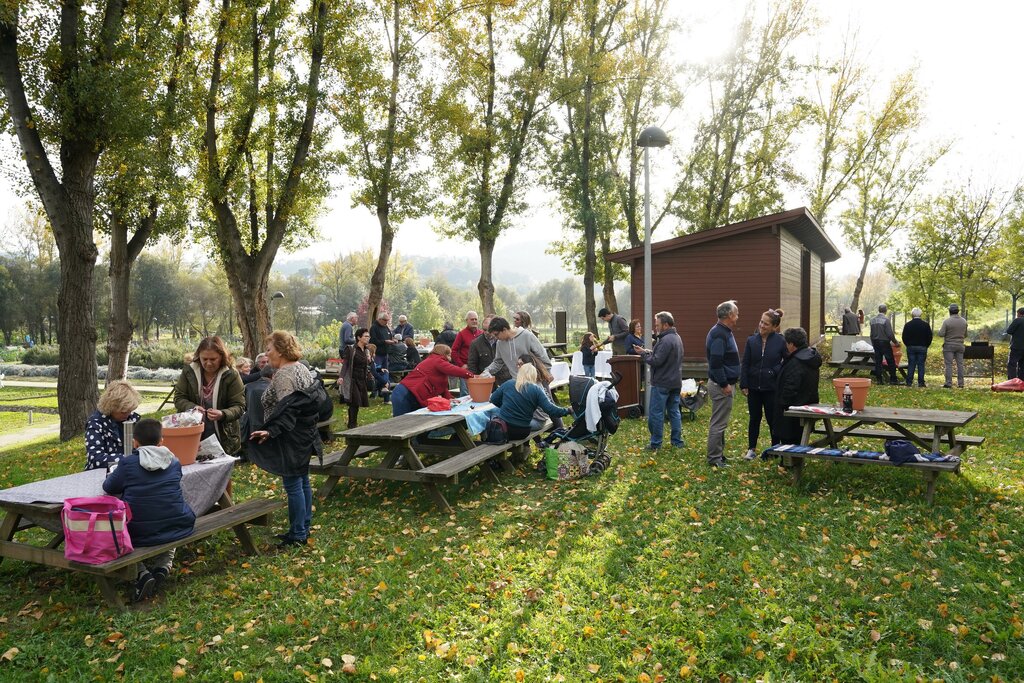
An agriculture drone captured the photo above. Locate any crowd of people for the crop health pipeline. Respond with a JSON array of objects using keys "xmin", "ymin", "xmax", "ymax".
[{"xmin": 84, "ymin": 331, "xmax": 330, "ymax": 601}]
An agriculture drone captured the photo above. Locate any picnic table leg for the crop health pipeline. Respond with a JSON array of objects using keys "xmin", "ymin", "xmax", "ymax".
[
  {"xmin": 317, "ymin": 443, "xmax": 359, "ymax": 499},
  {"xmin": 95, "ymin": 576, "xmax": 125, "ymax": 610},
  {"xmin": 791, "ymin": 457, "xmax": 804, "ymax": 487},
  {"xmin": 924, "ymin": 470, "xmax": 939, "ymax": 505},
  {"xmin": 0, "ymin": 511, "xmax": 22, "ymax": 566},
  {"xmin": 422, "ymin": 484, "xmax": 453, "ymax": 514}
]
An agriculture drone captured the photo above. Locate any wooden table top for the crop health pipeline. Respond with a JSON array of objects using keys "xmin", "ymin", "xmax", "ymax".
[
  {"xmin": 337, "ymin": 413, "xmax": 467, "ymax": 440},
  {"xmin": 785, "ymin": 404, "xmax": 977, "ymax": 428}
]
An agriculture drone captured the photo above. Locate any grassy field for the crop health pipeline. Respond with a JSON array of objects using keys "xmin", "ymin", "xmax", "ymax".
[{"xmin": 0, "ymin": 375, "xmax": 1021, "ymax": 681}]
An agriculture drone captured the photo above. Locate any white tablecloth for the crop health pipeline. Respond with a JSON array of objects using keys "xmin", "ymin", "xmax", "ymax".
[
  {"xmin": 570, "ymin": 350, "xmax": 613, "ymax": 377},
  {"xmin": 0, "ymin": 456, "xmax": 235, "ymax": 515}
]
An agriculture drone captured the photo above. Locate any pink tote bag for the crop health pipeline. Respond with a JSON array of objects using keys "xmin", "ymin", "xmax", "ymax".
[{"xmin": 61, "ymin": 496, "xmax": 134, "ymax": 564}]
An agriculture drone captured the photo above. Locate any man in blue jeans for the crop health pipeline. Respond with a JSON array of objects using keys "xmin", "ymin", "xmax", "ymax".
[{"xmin": 632, "ymin": 311, "xmax": 684, "ymax": 451}]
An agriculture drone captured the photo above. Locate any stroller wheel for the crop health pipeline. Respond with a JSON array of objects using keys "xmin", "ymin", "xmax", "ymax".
[{"xmin": 627, "ymin": 406, "xmax": 643, "ymax": 419}]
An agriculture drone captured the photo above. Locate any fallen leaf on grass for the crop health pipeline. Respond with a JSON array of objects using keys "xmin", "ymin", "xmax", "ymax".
[
  {"xmin": 1, "ymin": 647, "xmax": 18, "ymax": 663},
  {"xmin": 870, "ymin": 630, "xmax": 881, "ymax": 642},
  {"xmin": 586, "ymin": 663, "xmax": 600, "ymax": 674}
]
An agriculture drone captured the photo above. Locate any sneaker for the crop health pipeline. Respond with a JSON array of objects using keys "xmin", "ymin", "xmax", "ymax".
[
  {"xmin": 131, "ymin": 571, "xmax": 155, "ymax": 603},
  {"xmin": 277, "ymin": 537, "xmax": 306, "ymax": 549},
  {"xmin": 942, "ymin": 384, "xmax": 952, "ymax": 389},
  {"xmin": 708, "ymin": 459, "xmax": 729, "ymax": 468},
  {"xmin": 152, "ymin": 567, "xmax": 169, "ymax": 593},
  {"xmin": 743, "ymin": 449, "xmax": 757, "ymax": 461},
  {"xmin": 646, "ymin": 444, "xmax": 660, "ymax": 452}
]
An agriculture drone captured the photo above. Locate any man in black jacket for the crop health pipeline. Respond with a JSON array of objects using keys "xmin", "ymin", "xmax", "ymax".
[
  {"xmin": 1004, "ymin": 307, "xmax": 1024, "ymax": 380},
  {"xmin": 633, "ymin": 311, "xmax": 683, "ymax": 451},
  {"xmin": 901, "ymin": 307, "xmax": 933, "ymax": 387}
]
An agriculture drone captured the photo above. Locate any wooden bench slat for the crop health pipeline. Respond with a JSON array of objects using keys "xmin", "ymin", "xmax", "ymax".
[
  {"xmin": 810, "ymin": 426, "xmax": 984, "ymax": 446},
  {"xmin": 417, "ymin": 444, "xmax": 512, "ymax": 480},
  {"xmin": 765, "ymin": 449, "xmax": 960, "ymax": 471}
]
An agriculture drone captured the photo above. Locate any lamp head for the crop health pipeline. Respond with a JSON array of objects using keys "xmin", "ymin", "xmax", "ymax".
[
  {"xmin": 637, "ymin": 126, "xmax": 669, "ymax": 148},
  {"xmin": 271, "ymin": 291, "xmax": 285, "ymax": 300}
]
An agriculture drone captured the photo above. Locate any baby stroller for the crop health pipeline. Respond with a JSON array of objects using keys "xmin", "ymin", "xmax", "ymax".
[
  {"xmin": 681, "ymin": 381, "xmax": 709, "ymax": 421},
  {"xmin": 542, "ymin": 373, "xmax": 621, "ymax": 475}
]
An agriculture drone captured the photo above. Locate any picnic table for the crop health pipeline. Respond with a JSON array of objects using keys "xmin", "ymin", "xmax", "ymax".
[
  {"xmin": 0, "ymin": 457, "xmax": 282, "ymax": 607},
  {"xmin": 777, "ymin": 404, "xmax": 982, "ymax": 503},
  {"xmin": 312, "ymin": 412, "xmax": 513, "ymax": 513},
  {"xmin": 829, "ymin": 349, "xmax": 907, "ymax": 381}
]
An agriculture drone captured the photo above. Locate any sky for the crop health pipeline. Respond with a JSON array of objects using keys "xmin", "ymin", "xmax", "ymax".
[{"xmin": 2, "ymin": 1, "xmax": 1022, "ymax": 279}]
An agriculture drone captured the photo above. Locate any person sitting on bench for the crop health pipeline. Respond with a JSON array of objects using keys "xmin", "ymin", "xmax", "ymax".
[
  {"xmin": 489, "ymin": 363, "xmax": 570, "ymax": 442},
  {"xmin": 103, "ymin": 418, "xmax": 196, "ymax": 603}
]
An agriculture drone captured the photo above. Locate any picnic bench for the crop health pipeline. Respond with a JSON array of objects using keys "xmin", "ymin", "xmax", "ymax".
[
  {"xmin": 829, "ymin": 349, "xmax": 907, "ymax": 381},
  {"xmin": 311, "ymin": 412, "xmax": 543, "ymax": 512},
  {"xmin": 0, "ymin": 458, "xmax": 283, "ymax": 608},
  {"xmin": 770, "ymin": 404, "xmax": 982, "ymax": 504}
]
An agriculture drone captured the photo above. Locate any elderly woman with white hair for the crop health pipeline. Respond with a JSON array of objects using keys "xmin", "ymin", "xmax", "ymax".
[
  {"xmin": 900, "ymin": 307, "xmax": 933, "ymax": 387},
  {"xmin": 84, "ymin": 380, "xmax": 142, "ymax": 470}
]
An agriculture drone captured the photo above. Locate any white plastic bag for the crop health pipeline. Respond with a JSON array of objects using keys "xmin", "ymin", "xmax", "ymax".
[
  {"xmin": 680, "ymin": 378, "xmax": 698, "ymax": 395},
  {"xmin": 851, "ymin": 340, "xmax": 874, "ymax": 352},
  {"xmin": 161, "ymin": 408, "xmax": 204, "ymax": 428},
  {"xmin": 197, "ymin": 433, "xmax": 227, "ymax": 459}
]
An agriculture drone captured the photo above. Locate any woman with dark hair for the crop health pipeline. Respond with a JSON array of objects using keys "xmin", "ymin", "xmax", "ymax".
[
  {"xmin": 740, "ymin": 307, "xmax": 787, "ymax": 459},
  {"xmin": 579, "ymin": 332, "xmax": 599, "ymax": 377},
  {"xmin": 490, "ymin": 363, "xmax": 570, "ymax": 441},
  {"xmin": 390, "ymin": 344, "xmax": 473, "ymax": 416},
  {"xmin": 249, "ymin": 331, "xmax": 326, "ymax": 548},
  {"xmin": 625, "ymin": 320, "xmax": 644, "ymax": 355},
  {"xmin": 513, "ymin": 311, "xmax": 536, "ymax": 335},
  {"xmin": 340, "ymin": 328, "xmax": 372, "ymax": 428},
  {"xmin": 773, "ymin": 327, "xmax": 822, "ymax": 446},
  {"xmin": 174, "ymin": 336, "xmax": 246, "ymax": 455}
]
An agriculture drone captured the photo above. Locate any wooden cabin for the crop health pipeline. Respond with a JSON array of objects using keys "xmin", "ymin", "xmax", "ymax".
[{"xmin": 605, "ymin": 207, "xmax": 841, "ymax": 359}]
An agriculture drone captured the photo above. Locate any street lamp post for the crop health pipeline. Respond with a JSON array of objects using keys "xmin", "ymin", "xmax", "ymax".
[
  {"xmin": 270, "ymin": 291, "xmax": 284, "ymax": 330},
  {"xmin": 637, "ymin": 126, "xmax": 669, "ymax": 415}
]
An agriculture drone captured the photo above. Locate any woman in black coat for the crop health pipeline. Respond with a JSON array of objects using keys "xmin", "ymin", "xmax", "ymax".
[
  {"xmin": 773, "ymin": 327, "xmax": 823, "ymax": 446},
  {"xmin": 740, "ymin": 307, "xmax": 787, "ymax": 459},
  {"xmin": 249, "ymin": 331, "xmax": 326, "ymax": 548},
  {"xmin": 340, "ymin": 328, "xmax": 372, "ymax": 428}
]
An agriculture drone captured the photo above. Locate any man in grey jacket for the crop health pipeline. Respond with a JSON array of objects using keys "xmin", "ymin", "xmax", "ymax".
[
  {"xmin": 869, "ymin": 304, "xmax": 899, "ymax": 385},
  {"xmin": 599, "ymin": 307, "xmax": 629, "ymax": 355},
  {"xmin": 937, "ymin": 303, "xmax": 968, "ymax": 388},
  {"xmin": 633, "ymin": 311, "xmax": 683, "ymax": 451},
  {"xmin": 483, "ymin": 317, "xmax": 551, "ymax": 380}
]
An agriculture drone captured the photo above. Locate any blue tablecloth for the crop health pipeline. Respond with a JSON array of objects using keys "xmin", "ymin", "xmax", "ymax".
[{"xmin": 410, "ymin": 400, "xmax": 497, "ymax": 436}]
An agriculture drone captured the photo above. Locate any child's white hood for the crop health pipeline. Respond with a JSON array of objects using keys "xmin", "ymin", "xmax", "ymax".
[{"xmin": 137, "ymin": 445, "xmax": 176, "ymax": 471}]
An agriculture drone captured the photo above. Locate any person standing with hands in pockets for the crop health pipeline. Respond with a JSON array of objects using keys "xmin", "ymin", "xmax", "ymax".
[
  {"xmin": 633, "ymin": 311, "xmax": 684, "ymax": 452},
  {"xmin": 705, "ymin": 301, "xmax": 741, "ymax": 468}
]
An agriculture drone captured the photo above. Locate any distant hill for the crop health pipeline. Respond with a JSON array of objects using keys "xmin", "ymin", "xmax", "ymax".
[{"xmin": 274, "ymin": 240, "xmax": 576, "ymax": 291}]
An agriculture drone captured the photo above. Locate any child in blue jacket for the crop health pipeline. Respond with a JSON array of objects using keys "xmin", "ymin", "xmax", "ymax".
[{"xmin": 103, "ymin": 418, "xmax": 195, "ymax": 602}]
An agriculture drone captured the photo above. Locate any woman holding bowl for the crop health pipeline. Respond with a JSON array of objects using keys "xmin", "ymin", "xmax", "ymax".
[{"xmin": 174, "ymin": 336, "xmax": 246, "ymax": 456}]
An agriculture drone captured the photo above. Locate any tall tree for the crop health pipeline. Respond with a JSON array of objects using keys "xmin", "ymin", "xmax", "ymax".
[
  {"xmin": 988, "ymin": 207, "xmax": 1024, "ymax": 313},
  {"xmin": 0, "ymin": 0, "xmax": 153, "ymax": 437},
  {"xmin": 662, "ymin": 0, "xmax": 811, "ymax": 233},
  {"xmin": 433, "ymin": 0, "xmax": 566, "ymax": 314},
  {"xmin": 198, "ymin": 0, "xmax": 335, "ymax": 358},
  {"xmin": 838, "ymin": 75, "xmax": 945, "ymax": 311},
  {"xmin": 99, "ymin": 0, "xmax": 194, "ymax": 382},
  {"xmin": 335, "ymin": 0, "xmax": 435, "ymax": 323},
  {"xmin": 550, "ymin": 0, "xmax": 628, "ymax": 333}
]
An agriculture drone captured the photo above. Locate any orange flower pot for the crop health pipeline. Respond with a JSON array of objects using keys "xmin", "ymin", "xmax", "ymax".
[
  {"xmin": 466, "ymin": 376, "xmax": 495, "ymax": 403},
  {"xmin": 832, "ymin": 378, "xmax": 871, "ymax": 411},
  {"xmin": 161, "ymin": 423, "xmax": 203, "ymax": 466}
]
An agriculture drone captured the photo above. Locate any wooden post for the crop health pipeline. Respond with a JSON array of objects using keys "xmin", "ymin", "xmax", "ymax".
[{"xmin": 555, "ymin": 310, "xmax": 566, "ymax": 344}]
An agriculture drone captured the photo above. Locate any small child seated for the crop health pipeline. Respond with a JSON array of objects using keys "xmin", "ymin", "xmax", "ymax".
[
  {"xmin": 580, "ymin": 332, "xmax": 599, "ymax": 378},
  {"xmin": 102, "ymin": 418, "xmax": 196, "ymax": 603}
]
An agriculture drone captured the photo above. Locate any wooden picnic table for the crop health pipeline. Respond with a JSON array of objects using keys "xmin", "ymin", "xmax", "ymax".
[
  {"xmin": 0, "ymin": 457, "xmax": 281, "ymax": 607},
  {"xmin": 313, "ymin": 412, "xmax": 511, "ymax": 512},
  {"xmin": 780, "ymin": 404, "xmax": 982, "ymax": 503},
  {"xmin": 830, "ymin": 349, "xmax": 907, "ymax": 381}
]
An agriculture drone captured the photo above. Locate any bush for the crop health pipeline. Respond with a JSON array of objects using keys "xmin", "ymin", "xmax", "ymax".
[
  {"xmin": 0, "ymin": 346, "xmax": 24, "ymax": 363},
  {"xmin": 302, "ymin": 346, "xmax": 329, "ymax": 368},
  {"xmin": 22, "ymin": 344, "xmax": 60, "ymax": 365}
]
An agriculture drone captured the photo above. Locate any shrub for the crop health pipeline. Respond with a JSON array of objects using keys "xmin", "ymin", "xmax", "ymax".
[
  {"xmin": 22, "ymin": 344, "xmax": 60, "ymax": 365},
  {"xmin": 0, "ymin": 346, "xmax": 24, "ymax": 363},
  {"xmin": 313, "ymin": 320, "xmax": 342, "ymax": 352},
  {"xmin": 302, "ymin": 346, "xmax": 328, "ymax": 368}
]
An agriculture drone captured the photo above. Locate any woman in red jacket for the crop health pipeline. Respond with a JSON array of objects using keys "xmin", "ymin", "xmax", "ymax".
[{"xmin": 390, "ymin": 344, "xmax": 473, "ymax": 416}]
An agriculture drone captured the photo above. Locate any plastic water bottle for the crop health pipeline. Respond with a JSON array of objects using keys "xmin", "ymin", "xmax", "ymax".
[{"xmin": 842, "ymin": 383, "xmax": 854, "ymax": 413}]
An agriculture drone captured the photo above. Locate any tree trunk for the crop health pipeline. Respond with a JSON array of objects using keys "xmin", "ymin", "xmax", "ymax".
[
  {"xmin": 581, "ymin": 12, "xmax": 598, "ymax": 335},
  {"xmin": 54, "ymin": 220, "xmax": 100, "ymax": 440},
  {"xmin": 600, "ymin": 232, "xmax": 618, "ymax": 313},
  {"xmin": 106, "ymin": 213, "xmax": 133, "ymax": 383},
  {"xmin": 478, "ymin": 237, "xmax": 496, "ymax": 314},
  {"xmin": 367, "ymin": 210, "xmax": 394, "ymax": 322},
  {"xmin": 223, "ymin": 254, "xmax": 271, "ymax": 359},
  {"xmin": 850, "ymin": 249, "xmax": 872, "ymax": 313}
]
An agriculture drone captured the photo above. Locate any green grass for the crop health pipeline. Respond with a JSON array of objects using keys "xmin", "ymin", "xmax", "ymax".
[{"xmin": 0, "ymin": 380, "xmax": 1021, "ymax": 681}]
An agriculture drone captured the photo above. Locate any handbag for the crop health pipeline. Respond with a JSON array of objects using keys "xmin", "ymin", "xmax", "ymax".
[
  {"xmin": 61, "ymin": 496, "xmax": 134, "ymax": 564},
  {"xmin": 484, "ymin": 416, "xmax": 508, "ymax": 443},
  {"xmin": 426, "ymin": 396, "xmax": 452, "ymax": 412}
]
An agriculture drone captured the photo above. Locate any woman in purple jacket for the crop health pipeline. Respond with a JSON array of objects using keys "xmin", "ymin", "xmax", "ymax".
[{"xmin": 740, "ymin": 308, "xmax": 787, "ymax": 459}]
